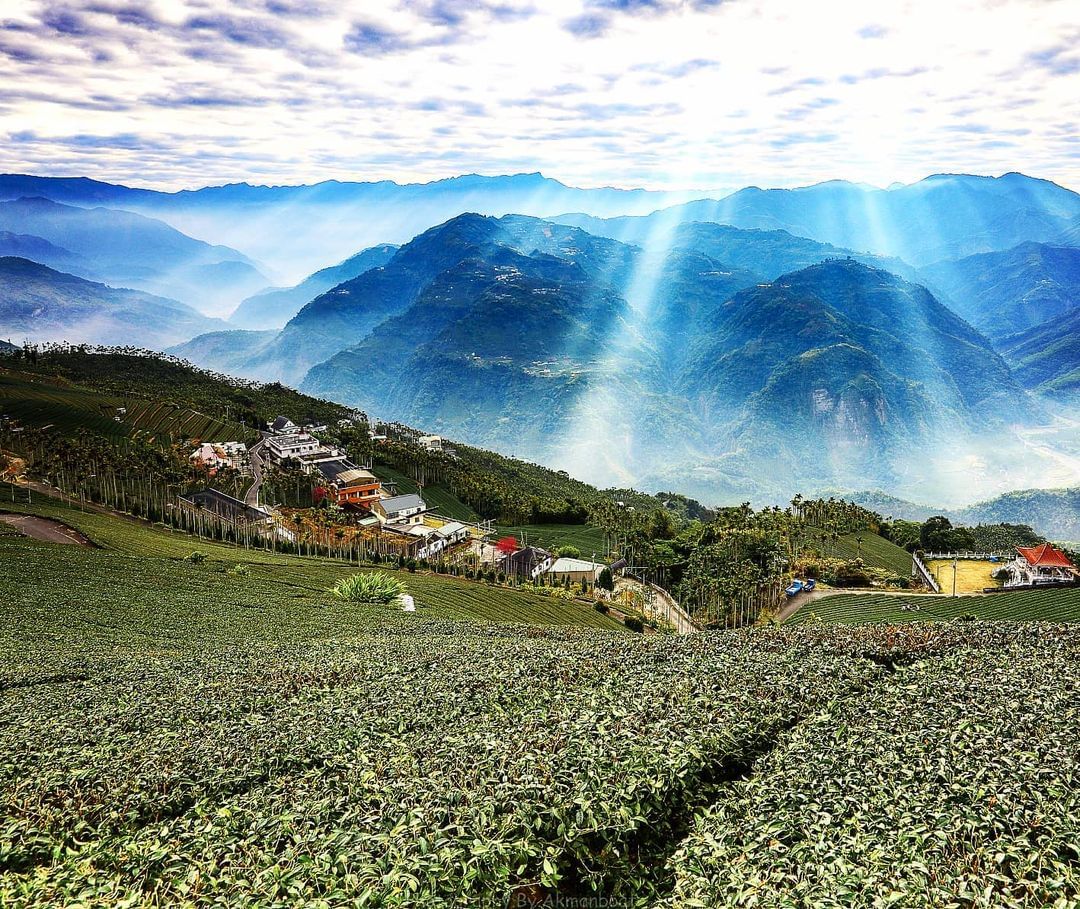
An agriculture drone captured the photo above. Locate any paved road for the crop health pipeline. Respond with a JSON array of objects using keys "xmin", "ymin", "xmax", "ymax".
[
  {"xmin": 0, "ymin": 513, "xmax": 91, "ymax": 545},
  {"xmin": 245, "ymin": 437, "xmax": 266, "ymax": 507},
  {"xmin": 616, "ymin": 575, "xmax": 700, "ymax": 634}
]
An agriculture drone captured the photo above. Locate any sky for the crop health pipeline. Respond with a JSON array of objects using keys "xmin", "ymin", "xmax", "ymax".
[{"xmin": 0, "ymin": 0, "xmax": 1076, "ymax": 192}]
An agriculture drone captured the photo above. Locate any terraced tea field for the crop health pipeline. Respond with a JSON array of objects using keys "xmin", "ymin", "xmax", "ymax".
[
  {"xmin": 0, "ymin": 371, "xmax": 248, "ymax": 442},
  {"xmin": 2, "ymin": 537, "xmax": 1077, "ymax": 907},
  {"xmin": 2, "ymin": 489, "xmax": 1078, "ymax": 906},
  {"xmin": 789, "ymin": 587, "xmax": 1080, "ymax": 624},
  {"xmin": 818, "ymin": 530, "xmax": 912, "ymax": 576}
]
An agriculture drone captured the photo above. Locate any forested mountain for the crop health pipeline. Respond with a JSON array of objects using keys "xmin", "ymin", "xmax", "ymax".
[
  {"xmin": 0, "ymin": 197, "xmax": 265, "ymax": 314},
  {"xmin": 999, "ymin": 308, "xmax": 1080, "ymax": 398},
  {"xmin": 242, "ymin": 213, "xmax": 639, "ymax": 384},
  {"xmin": 0, "ymin": 258, "xmax": 226, "ymax": 347},
  {"xmin": 229, "ymin": 244, "xmax": 399, "ymax": 330},
  {"xmin": 558, "ymin": 173, "xmax": 1080, "ymax": 266},
  {"xmin": 921, "ymin": 243, "xmax": 1080, "ymax": 334},
  {"xmin": 287, "ymin": 215, "xmax": 1024, "ymax": 502}
]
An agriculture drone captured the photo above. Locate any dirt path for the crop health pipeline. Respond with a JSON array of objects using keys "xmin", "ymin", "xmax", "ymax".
[{"xmin": 0, "ymin": 513, "xmax": 92, "ymax": 545}]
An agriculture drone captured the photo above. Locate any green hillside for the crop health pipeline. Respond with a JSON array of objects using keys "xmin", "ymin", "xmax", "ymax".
[
  {"xmin": 819, "ymin": 530, "xmax": 912, "ymax": 576},
  {"xmin": 495, "ymin": 521, "xmax": 608, "ymax": 554},
  {"xmin": 788, "ymin": 588, "xmax": 1080, "ymax": 624},
  {"xmin": 0, "ymin": 489, "xmax": 617, "ymax": 630},
  {"xmin": 3, "ymin": 522, "xmax": 1078, "ymax": 905}
]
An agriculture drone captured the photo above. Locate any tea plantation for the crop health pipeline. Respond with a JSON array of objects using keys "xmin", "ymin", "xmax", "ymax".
[{"xmin": 2, "ymin": 505, "xmax": 1079, "ymax": 906}]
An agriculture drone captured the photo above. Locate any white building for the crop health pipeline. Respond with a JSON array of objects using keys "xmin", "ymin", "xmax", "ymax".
[{"xmin": 265, "ymin": 432, "xmax": 322, "ymax": 464}]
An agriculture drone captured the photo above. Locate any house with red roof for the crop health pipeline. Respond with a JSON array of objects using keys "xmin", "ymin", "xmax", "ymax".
[{"xmin": 1000, "ymin": 543, "xmax": 1078, "ymax": 589}]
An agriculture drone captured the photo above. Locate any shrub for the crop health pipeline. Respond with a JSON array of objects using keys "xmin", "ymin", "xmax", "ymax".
[
  {"xmin": 330, "ymin": 571, "xmax": 406, "ymax": 605},
  {"xmin": 624, "ymin": 616, "xmax": 644, "ymax": 633},
  {"xmin": 185, "ymin": 551, "xmax": 207, "ymax": 564},
  {"xmin": 231, "ymin": 563, "xmax": 247, "ymax": 576},
  {"xmin": 597, "ymin": 567, "xmax": 614, "ymax": 592},
  {"xmin": 594, "ymin": 602, "xmax": 610, "ymax": 614}
]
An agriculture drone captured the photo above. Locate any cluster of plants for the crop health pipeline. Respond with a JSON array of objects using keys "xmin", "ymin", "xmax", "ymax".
[
  {"xmin": 330, "ymin": 570, "xmax": 407, "ymax": 604},
  {"xmin": 664, "ymin": 625, "xmax": 1080, "ymax": 907}
]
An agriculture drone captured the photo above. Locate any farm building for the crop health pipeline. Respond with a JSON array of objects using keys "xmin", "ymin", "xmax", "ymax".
[
  {"xmin": 376, "ymin": 493, "xmax": 428, "ymax": 525},
  {"xmin": 547, "ymin": 557, "xmax": 606, "ymax": 586},
  {"xmin": 501, "ymin": 545, "xmax": 554, "ymax": 581},
  {"xmin": 177, "ymin": 489, "xmax": 273, "ymax": 529},
  {"xmin": 269, "ymin": 415, "xmax": 298, "ymax": 434},
  {"xmin": 999, "ymin": 543, "xmax": 1078, "ymax": 589},
  {"xmin": 316, "ymin": 460, "xmax": 381, "ymax": 508}
]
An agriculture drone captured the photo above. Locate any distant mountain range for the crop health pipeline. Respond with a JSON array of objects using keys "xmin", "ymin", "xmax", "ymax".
[
  {"xmin": 0, "ymin": 257, "xmax": 225, "ymax": 347},
  {"xmin": 0, "ymin": 172, "xmax": 709, "ymax": 283},
  {"xmin": 0, "ymin": 198, "xmax": 265, "ymax": 315},
  {"xmin": 849, "ymin": 487, "xmax": 1080, "ymax": 542},
  {"xmin": 559, "ymin": 173, "xmax": 1080, "ymax": 265},
  {"xmin": 3, "ymin": 169, "xmax": 1080, "ymax": 507}
]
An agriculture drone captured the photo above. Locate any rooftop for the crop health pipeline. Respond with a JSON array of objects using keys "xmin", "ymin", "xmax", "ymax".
[
  {"xmin": 380, "ymin": 493, "xmax": 427, "ymax": 513},
  {"xmin": 550, "ymin": 557, "xmax": 606, "ymax": 574},
  {"xmin": 1017, "ymin": 543, "xmax": 1075, "ymax": 569}
]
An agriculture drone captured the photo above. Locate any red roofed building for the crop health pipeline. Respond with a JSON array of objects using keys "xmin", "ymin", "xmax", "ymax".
[{"xmin": 1002, "ymin": 543, "xmax": 1078, "ymax": 588}]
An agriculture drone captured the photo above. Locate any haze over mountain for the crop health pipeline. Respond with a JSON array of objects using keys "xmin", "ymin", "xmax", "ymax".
[
  {"xmin": 0, "ymin": 257, "xmax": 226, "ymax": 347},
  {"xmin": 4, "ymin": 165, "xmax": 1079, "ymax": 508},
  {"xmin": 229, "ymin": 244, "xmax": 399, "ymax": 330},
  {"xmin": 0, "ymin": 173, "xmax": 706, "ymax": 284},
  {"xmin": 558, "ymin": 174, "xmax": 1080, "ymax": 266},
  {"xmin": 921, "ymin": 242, "xmax": 1080, "ymax": 334},
  {"xmin": 0, "ymin": 197, "xmax": 265, "ymax": 316}
]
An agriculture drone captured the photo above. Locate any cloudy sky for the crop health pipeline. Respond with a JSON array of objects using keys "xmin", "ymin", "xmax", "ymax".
[{"xmin": 0, "ymin": 0, "xmax": 1076, "ymax": 192}]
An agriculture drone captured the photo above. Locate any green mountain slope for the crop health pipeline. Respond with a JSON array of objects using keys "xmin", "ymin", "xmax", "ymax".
[
  {"xmin": 921, "ymin": 242, "xmax": 1080, "ymax": 333},
  {"xmin": 999, "ymin": 306, "xmax": 1080, "ymax": 398}
]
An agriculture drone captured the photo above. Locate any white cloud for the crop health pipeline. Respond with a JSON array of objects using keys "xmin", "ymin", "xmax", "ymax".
[{"xmin": 0, "ymin": 0, "xmax": 1075, "ymax": 190}]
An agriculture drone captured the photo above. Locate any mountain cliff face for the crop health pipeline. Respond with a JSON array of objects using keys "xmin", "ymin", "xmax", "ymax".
[{"xmin": 0, "ymin": 257, "xmax": 226, "ymax": 347}]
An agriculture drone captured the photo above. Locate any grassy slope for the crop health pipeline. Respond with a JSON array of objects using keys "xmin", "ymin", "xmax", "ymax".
[
  {"xmin": 369, "ymin": 464, "xmax": 478, "ymax": 522},
  {"xmin": 495, "ymin": 522, "xmax": 608, "ymax": 554},
  {"xmin": 818, "ymin": 530, "xmax": 912, "ymax": 575},
  {"xmin": 788, "ymin": 588, "xmax": 1080, "ymax": 625},
  {"xmin": 0, "ymin": 370, "xmax": 248, "ymax": 442},
  {"xmin": 0, "ymin": 489, "xmax": 619, "ymax": 630}
]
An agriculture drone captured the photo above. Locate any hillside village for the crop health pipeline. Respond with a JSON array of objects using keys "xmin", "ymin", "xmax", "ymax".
[{"xmin": 182, "ymin": 411, "xmax": 624, "ymax": 598}]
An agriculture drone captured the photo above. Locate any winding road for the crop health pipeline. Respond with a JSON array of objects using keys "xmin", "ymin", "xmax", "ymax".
[{"xmin": 245, "ymin": 437, "xmax": 266, "ymax": 507}]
